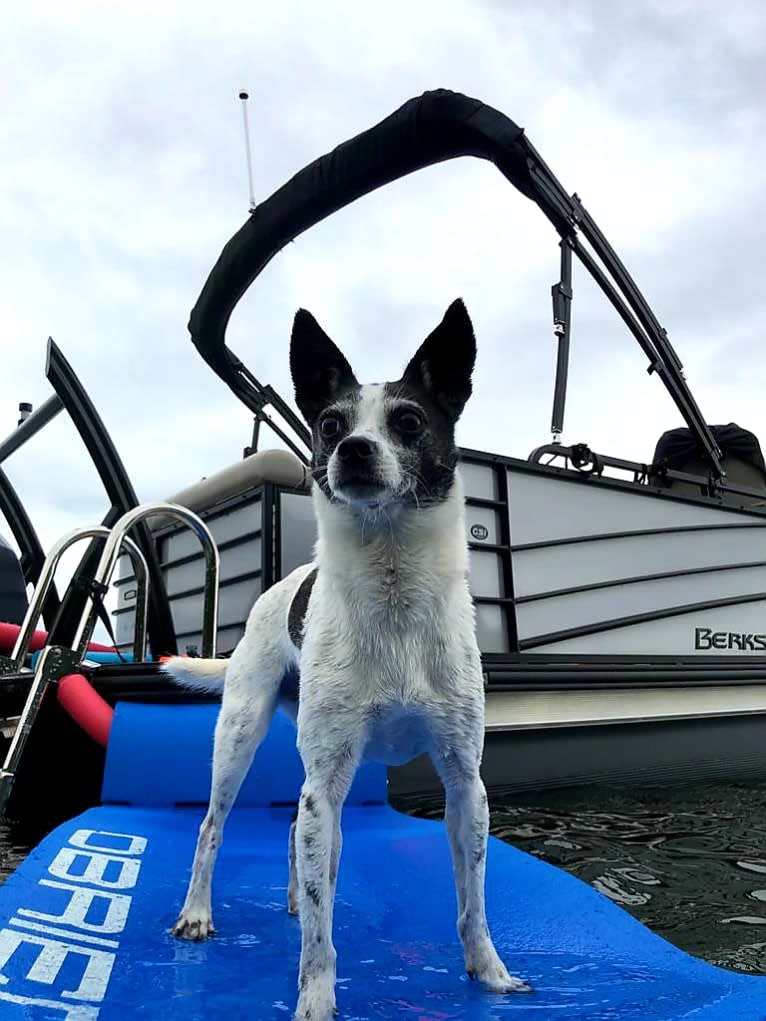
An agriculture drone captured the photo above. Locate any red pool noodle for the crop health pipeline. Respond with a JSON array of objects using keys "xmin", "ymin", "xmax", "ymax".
[
  {"xmin": 57, "ymin": 674, "xmax": 114, "ymax": 748},
  {"xmin": 0, "ymin": 622, "xmax": 116, "ymax": 656}
]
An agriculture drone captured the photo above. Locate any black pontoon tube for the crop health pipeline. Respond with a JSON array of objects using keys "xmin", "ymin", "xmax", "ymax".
[{"xmin": 189, "ymin": 89, "xmax": 723, "ymax": 476}]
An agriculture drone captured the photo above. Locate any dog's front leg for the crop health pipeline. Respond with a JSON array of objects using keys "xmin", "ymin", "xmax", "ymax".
[
  {"xmin": 288, "ymin": 812, "xmax": 300, "ymax": 916},
  {"xmin": 288, "ymin": 804, "xmax": 339, "ymax": 916},
  {"xmin": 293, "ymin": 725, "xmax": 361, "ymax": 1021},
  {"xmin": 444, "ymin": 773, "xmax": 530, "ymax": 992},
  {"xmin": 433, "ymin": 708, "xmax": 531, "ymax": 994}
]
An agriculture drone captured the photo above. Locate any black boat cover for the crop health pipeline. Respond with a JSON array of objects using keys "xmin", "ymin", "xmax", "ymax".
[
  {"xmin": 187, "ymin": 87, "xmax": 726, "ymax": 478},
  {"xmin": 653, "ymin": 424, "xmax": 765, "ymax": 473},
  {"xmin": 0, "ymin": 534, "xmax": 27, "ymax": 626},
  {"xmin": 188, "ymin": 90, "xmax": 562, "ymax": 372}
]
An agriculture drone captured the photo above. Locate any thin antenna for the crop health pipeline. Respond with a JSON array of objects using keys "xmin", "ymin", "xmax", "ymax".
[{"xmin": 238, "ymin": 90, "xmax": 257, "ymax": 214}]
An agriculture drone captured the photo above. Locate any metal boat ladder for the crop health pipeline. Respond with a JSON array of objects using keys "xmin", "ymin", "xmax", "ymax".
[{"xmin": 0, "ymin": 502, "xmax": 220, "ymax": 814}]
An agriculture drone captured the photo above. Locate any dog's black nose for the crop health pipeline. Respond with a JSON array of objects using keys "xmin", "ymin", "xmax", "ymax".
[{"xmin": 337, "ymin": 436, "xmax": 376, "ymax": 462}]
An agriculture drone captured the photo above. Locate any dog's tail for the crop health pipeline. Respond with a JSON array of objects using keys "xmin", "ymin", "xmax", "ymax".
[{"xmin": 162, "ymin": 656, "xmax": 228, "ymax": 693}]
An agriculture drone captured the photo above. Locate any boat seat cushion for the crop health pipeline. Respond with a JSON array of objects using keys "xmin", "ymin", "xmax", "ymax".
[{"xmin": 157, "ymin": 449, "xmax": 311, "ymax": 524}]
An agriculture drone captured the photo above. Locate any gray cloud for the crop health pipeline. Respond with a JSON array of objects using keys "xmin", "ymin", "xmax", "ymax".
[{"xmin": 0, "ymin": 0, "xmax": 763, "ymax": 572}]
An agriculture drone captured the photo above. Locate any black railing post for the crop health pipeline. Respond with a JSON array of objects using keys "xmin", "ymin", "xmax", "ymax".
[{"xmin": 44, "ymin": 340, "xmax": 177, "ymax": 655}]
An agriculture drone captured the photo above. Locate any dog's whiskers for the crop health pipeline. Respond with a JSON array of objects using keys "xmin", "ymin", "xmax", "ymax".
[{"xmin": 402, "ymin": 468, "xmax": 437, "ymax": 510}]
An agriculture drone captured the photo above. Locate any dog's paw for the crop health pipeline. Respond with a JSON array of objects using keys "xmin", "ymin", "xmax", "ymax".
[
  {"xmin": 171, "ymin": 911, "xmax": 216, "ymax": 941},
  {"xmin": 465, "ymin": 941, "xmax": 531, "ymax": 994},
  {"xmin": 294, "ymin": 972, "xmax": 336, "ymax": 1020}
]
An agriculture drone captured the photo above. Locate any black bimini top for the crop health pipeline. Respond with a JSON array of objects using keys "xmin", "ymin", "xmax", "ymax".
[{"xmin": 188, "ymin": 88, "xmax": 725, "ymax": 477}]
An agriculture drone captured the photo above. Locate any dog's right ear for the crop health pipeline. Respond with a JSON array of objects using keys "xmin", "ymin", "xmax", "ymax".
[
  {"xmin": 402, "ymin": 299, "xmax": 476, "ymax": 421},
  {"xmin": 290, "ymin": 309, "xmax": 358, "ymax": 426}
]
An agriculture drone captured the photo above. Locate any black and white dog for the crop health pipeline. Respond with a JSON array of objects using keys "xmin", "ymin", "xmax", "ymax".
[{"xmin": 164, "ymin": 300, "xmax": 530, "ymax": 1020}]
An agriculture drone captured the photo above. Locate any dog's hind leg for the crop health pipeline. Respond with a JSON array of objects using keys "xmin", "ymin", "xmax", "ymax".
[
  {"xmin": 172, "ymin": 686, "xmax": 279, "ymax": 939},
  {"xmin": 172, "ymin": 648, "xmax": 284, "ymax": 941}
]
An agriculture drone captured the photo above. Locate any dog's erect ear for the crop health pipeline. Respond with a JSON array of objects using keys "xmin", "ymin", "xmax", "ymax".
[
  {"xmin": 402, "ymin": 299, "xmax": 476, "ymax": 420},
  {"xmin": 290, "ymin": 309, "xmax": 358, "ymax": 425}
]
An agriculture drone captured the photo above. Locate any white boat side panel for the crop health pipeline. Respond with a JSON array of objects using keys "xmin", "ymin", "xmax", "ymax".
[
  {"xmin": 506, "ymin": 469, "xmax": 765, "ymax": 546},
  {"xmin": 468, "ymin": 549, "xmax": 505, "ymax": 597},
  {"xmin": 485, "ymin": 686, "xmax": 766, "ymax": 730},
  {"xmin": 529, "ymin": 599, "xmax": 766, "ymax": 655},
  {"xmin": 460, "ymin": 461, "xmax": 499, "ymax": 501},
  {"xmin": 476, "ymin": 603, "xmax": 508, "ymax": 653},
  {"xmin": 512, "ymin": 526, "xmax": 766, "ymax": 598},
  {"xmin": 464, "ymin": 505, "xmax": 502, "ymax": 545},
  {"xmin": 517, "ymin": 565, "xmax": 766, "ymax": 639},
  {"xmin": 162, "ymin": 500, "xmax": 262, "ymax": 562}
]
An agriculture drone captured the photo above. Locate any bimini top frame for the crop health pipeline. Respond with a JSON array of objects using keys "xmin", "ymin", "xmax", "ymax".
[{"xmin": 189, "ymin": 88, "xmax": 724, "ymax": 476}]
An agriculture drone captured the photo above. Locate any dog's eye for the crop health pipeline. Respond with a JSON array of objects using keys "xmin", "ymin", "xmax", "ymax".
[
  {"xmin": 395, "ymin": 411, "xmax": 423, "ymax": 434},
  {"xmin": 320, "ymin": 415, "xmax": 343, "ymax": 439}
]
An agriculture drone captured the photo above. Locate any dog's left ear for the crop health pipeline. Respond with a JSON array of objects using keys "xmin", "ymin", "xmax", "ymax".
[
  {"xmin": 402, "ymin": 299, "xmax": 476, "ymax": 420},
  {"xmin": 290, "ymin": 309, "xmax": 359, "ymax": 426}
]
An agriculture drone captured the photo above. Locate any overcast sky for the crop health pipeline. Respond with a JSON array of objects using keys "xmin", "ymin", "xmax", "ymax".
[{"xmin": 1, "ymin": 0, "xmax": 764, "ymax": 567}]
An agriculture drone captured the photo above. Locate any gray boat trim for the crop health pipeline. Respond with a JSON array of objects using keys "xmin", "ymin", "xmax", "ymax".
[{"xmin": 485, "ymin": 685, "xmax": 766, "ymax": 731}]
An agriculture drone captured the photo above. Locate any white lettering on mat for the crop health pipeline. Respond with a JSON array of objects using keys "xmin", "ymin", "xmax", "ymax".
[{"xmin": 0, "ymin": 828, "xmax": 147, "ymax": 1018}]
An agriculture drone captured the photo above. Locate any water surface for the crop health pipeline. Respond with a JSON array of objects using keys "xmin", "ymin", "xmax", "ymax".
[{"xmin": 398, "ymin": 783, "xmax": 766, "ymax": 975}]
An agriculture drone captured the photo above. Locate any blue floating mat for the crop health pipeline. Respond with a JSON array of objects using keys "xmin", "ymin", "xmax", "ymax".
[{"xmin": 0, "ymin": 703, "xmax": 763, "ymax": 1020}]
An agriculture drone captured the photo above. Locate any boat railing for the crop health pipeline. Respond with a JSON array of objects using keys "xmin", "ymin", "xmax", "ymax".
[
  {"xmin": 528, "ymin": 442, "xmax": 766, "ymax": 505},
  {"xmin": 0, "ymin": 525, "xmax": 148, "ymax": 814},
  {"xmin": 8, "ymin": 527, "xmax": 149, "ymax": 672},
  {"xmin": 71, "ymin": 502, "xmax": 220, "ymax": 660},
  {"xmin": 0, "ymin": 502, "xmax": 220, "ymax": 816}
]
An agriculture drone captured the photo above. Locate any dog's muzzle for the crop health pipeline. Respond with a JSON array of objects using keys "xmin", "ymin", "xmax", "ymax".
[{"xmin": 332, "ymin": 437, "xmax": 388, "ymax": 503}]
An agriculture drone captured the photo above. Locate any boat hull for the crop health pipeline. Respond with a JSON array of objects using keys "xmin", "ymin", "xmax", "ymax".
[{"xmin": 391, "ymin": 709, "xmax": 766, "ymax": 799}]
